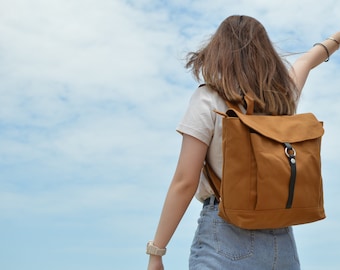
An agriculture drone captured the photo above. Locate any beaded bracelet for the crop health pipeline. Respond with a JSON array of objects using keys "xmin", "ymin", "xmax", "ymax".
[
  {"xmin": 313, "ymin": 43, "xmax": 330, "ymax": 62},
  {"xmin": 327, "ymin": 37, "xmax": 340, "ymax": 49}
]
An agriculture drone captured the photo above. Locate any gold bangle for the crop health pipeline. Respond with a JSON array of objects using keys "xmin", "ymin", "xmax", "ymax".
[
  {"xmin": 327, "ymin": 37, "xmax": 340, "ymax": 46},
  {"xmin": 313, "ymin": 43, "xmax": 330, "ymax": 62}
]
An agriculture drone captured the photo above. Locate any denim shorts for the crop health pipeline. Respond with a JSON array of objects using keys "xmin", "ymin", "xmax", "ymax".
[{"xmin": 189, "ymin": 196, "xmax": 300, "ymax": 270}]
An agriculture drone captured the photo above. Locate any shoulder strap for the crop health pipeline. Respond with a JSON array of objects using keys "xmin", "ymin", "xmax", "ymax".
[
  {"xmin": 225, "ymin": 94, "xmax": 254, "ymax": 115},
  {"xmin": 203, "ymin": 162, "xmax": 221, "ymax": 202},
  {"xmin": 244, "ymin": 94, "xmax": 254, "ymax": 115}
]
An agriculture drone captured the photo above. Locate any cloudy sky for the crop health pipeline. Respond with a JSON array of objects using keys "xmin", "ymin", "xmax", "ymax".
[{"xmin": 0, "ymin": 0, "xmax": 339, "ymax": 269}]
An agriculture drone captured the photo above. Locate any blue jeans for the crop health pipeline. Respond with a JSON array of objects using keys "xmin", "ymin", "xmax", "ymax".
[{"xmin": 189, "ymin": 197, "xmax": 300, "ymax": 270}]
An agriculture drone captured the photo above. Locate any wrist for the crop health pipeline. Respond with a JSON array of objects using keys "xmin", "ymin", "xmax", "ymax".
[{"xmin": 148, "ymin": 255, "xmax": 164, "ymax": 270}]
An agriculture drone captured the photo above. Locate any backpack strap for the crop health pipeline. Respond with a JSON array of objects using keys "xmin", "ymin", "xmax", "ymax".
[
  {"xmin": 225, "ymin": 94, "xmax": 254, "ymax": 115},
  {"xmin": 203, "ymin": 162, "xmax": 221, "ymax": 202},
  {"xmin": 244, "ymin": 94, "xmax": 254, "ymax": 115},
  {"xmin": 283, "ymin": 142, "xmax": 297, "ymax": 209}
]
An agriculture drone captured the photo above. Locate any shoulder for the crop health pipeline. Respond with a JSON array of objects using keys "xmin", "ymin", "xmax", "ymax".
[
  {"xmin": 197, "ymin": 84, "xmax": 219, "ymax": 97},
  {"xmin": 177, "ymin": 85, "xmax": 225, "ymax": 146},
  {"xmin": 191, "ymin": 84, "xmax": 225, "ymax": 108}
]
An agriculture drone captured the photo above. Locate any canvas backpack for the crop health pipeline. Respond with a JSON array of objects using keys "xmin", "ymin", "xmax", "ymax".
[{"xmin": 204, "ymin": 95, "xmax": 325, "ymax": 229}]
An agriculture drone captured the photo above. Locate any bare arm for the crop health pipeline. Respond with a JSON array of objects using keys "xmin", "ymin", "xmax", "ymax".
[
  {"xmin": 147, "ymin": 134, "xmax": 208, "ymax": 270},
  {"xmin": 290, "ymin": 32, "xmax": 340, "ymax": 92}
]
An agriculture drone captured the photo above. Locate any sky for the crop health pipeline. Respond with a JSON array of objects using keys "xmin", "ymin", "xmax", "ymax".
[{"xmin": 0, "ymin": 0, "xmax": 339, "ymax": 269}]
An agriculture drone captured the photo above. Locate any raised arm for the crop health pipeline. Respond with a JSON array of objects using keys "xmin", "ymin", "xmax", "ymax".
[{"xmin": 290, "ymin": 32, "xmax": 340, "ymax": 92}]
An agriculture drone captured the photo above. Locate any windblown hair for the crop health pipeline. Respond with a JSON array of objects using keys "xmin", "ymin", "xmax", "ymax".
[{"xmin": 186, "ymin": 15, "xmax": 299, "ymax": 115}]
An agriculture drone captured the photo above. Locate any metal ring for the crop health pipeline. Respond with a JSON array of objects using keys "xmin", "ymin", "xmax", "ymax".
[{"xmin": 285, "ymin": 147, "xmax": 296, "ymax": 158}]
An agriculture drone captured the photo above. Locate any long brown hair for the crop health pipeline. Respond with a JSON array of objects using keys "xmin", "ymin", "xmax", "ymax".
[{"xmin": 186, "ymin": 15, "xmax": 299, "ymax": 115}]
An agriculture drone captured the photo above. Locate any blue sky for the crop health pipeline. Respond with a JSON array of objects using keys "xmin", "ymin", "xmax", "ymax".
[{"xmin": 0, "ymin": 0, "xmax": 340, "ymax": 269}]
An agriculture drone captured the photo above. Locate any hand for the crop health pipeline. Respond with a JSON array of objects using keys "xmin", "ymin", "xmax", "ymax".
[{"xmin": 147, "ymin": 255, "xmax": 164, "ymax": 270}]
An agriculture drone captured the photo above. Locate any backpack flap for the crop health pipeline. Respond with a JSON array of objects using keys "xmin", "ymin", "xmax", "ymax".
[{"xmin": 226, "ymin": 109, "xmax": 324, "ymax": 143}]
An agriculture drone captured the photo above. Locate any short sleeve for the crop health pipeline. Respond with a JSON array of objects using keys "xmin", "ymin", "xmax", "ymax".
[{"xmin": 176, "ymin": 86, "xmax": 217, "ymax": 146}]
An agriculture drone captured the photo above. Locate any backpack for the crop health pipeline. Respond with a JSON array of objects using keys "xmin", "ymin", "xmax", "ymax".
[{"xmin": 204, "ymin": 95, "xmax": 326, "ymax": 229}]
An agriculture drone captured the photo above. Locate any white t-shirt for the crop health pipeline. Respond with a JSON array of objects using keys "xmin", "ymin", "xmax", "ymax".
[{"xmin": 176, "ymin": 85, "xmax": 228, "ymax": 202}]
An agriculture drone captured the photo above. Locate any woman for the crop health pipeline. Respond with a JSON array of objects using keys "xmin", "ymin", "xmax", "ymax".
[{"xmin": 147, "ymin": 15, "xmax": 340, "ymax": 269}]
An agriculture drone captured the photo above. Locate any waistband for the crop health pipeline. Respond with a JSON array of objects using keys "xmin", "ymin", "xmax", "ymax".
[{"xmin": 203, "ymin": 196, "xmax": 219, "ymax": 207}]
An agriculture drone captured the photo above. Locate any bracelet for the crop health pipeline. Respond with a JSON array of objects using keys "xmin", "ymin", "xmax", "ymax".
[
  {"xmin": 313, "ymin": 43, "xmax": 330, "ymax": 62},
  {"xmin": 327, "ymin": 37, "xmax": 340, "ymax": 49},
  {"xmin": 146, "ymin": 241, "xmax": 167, "ymax": 256}
]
